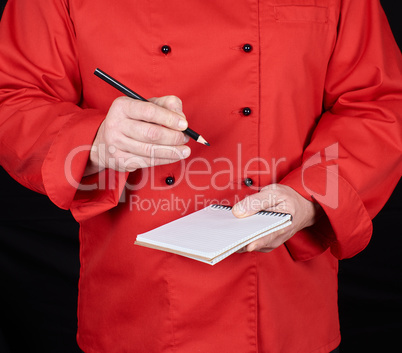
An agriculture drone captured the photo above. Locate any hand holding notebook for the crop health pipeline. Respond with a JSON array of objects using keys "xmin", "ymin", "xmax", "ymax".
[{"xmin": 135, "ymin": 205, "xmax": 292, "ymax": 265}]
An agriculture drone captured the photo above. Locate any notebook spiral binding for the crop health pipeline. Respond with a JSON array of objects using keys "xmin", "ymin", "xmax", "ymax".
[
  {"xmin": 211, "ymin": 204, "xmax": 288, "ymax": 217},
  {"xmin": 211, "ymin": 204, "xmax": 232, "ymax": 211}
]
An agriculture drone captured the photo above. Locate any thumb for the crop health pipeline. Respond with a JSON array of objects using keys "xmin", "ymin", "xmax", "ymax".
[
  {"xmin": 232, "ymin": 187, "xmax": 285, "ymax": 218},
  {"xmin": 232, "ymin": 194, "xmax": 264, "ymax": 218},
  {"xmin": 150, "ymin": 96, "xmax": 185, "ymax": 118}
]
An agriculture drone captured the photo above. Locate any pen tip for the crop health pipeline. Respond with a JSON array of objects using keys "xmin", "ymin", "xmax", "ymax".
[{"xmin": 197, "ymin": 135, "xmax": 210, "ymax": 146}]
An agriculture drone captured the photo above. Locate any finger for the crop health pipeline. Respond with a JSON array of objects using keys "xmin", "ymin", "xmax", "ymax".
[
  {"xmin": 254, "ymin": 248, "xmax": 274, "ymax": 253},
  {"xmin": 114, "ymin": 135, "xmax": 191, "ymax": 160},
  {"xmin": 245, "ymin": 239, "xmax": 272, "ymax": 252},
  {"xmin": 245, "ymin": 237, "xmax": 270, "ymax": 252},
  {"xmin": 107, "ymin": 149, "xmax": 190, "ymax": 172},
  {"xmin": 232, "ymin": 192, "xmax": 274, "ymax": 218},
  {"xmin": 232, "ymin": 186, "xmax": 289, "ymax": 218},
  {"xmin": 120, "ymin": 118, "xmax": 190, "ymax": 146},
  {"xmin": 120, "ymin": 97, "xmax": 188, "ymax": 131},
  {"xmin": 236, "ymin": 246, "xmax": 247, "ymax": 253}
]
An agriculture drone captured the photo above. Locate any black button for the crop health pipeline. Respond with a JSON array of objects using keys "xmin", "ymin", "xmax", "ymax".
[
  {"xmin": 242, "ymin": 44, "xmax": 253, "ymax": 53},
  {"xmin": 165, "ymin": 176, "xmax": 175, "ymax": 185},
  {"xmin": 244, "ymin": 178, "xmax": 253, "ymax": 187},
  {"xmin": 161, "ymin": 45, "xmax": 171, "ymax": 55},
  {"xmin": 242, "ymin": 107, "xmax": 252, "ymax": 116}
]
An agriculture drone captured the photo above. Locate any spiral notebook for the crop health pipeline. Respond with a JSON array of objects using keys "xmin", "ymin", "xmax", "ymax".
[{"xmin": 135, "ymin": 205, "xmax": 292, "ymax": 265}]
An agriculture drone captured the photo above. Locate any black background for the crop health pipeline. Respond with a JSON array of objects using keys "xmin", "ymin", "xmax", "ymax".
[{"xmin": 0, "ymin": 0, "xmax": 401, "ymax": 352}]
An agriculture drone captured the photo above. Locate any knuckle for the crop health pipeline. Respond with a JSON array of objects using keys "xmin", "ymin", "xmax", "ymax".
[
  {"xmin": 104, "ymin": 117, "xmax": 118, "ymax": 133},
  {"xmin": 163, "ymin": 111, "xmax": 176, "ymax": 128},
  {"xmin": 173, "ymin": 131, "xmax": 185, "ymax": 145},
  {"xmin": 141, "ymin": 143, "xmax": 154, "ymax": 158},
  {"xmin": 138, "ymin": 102, "xmax": 157, "ymax": 121},
  {"xmin": 263, "ymin": 184, "xmax": 279, "ymax": 193},
  {"xmin": 153, "ymin": 145, "xmax": 180, "ymax": 160},
  {"xmin": 164, "ymin": 95, "xmax": 176, "ymax": 105},
  {"xmin": 110, "ymin": 96, "xmax": 129, "ymax": 116},
  {"xmin": 111, "ymin": 96, "xmax": 126, "ymax": 109},
  {"xmin": 165, "ymin": 95, "xmax": 182, "ymax": 109},
  {"xmin": 166, "ymin": 146, "xmax": 181, "ymax": 160},
  {"xmin": 144, "ymin": 124, "xmax": 162, "ymax": 142}
]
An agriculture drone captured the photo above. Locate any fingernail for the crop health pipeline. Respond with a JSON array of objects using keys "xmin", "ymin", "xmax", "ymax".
[{"xmin": 178, "ymin": 119, "xmax": 188, "ymax": 130}]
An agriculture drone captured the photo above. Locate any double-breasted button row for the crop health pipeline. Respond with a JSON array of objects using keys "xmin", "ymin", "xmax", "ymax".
[
  {"xmin": 164, "ymin": 176, "xmax": 254, "ymax": 187},
  {"xmin": 161, "ymin": 42, "xmax": 255, "ymax": 189},
  {"xmin": 160, "ymin": 43, "xmax": 253, "ymax": 118},
  {"xmin": 241, "ymin": 44, "xmax": 252, "ymax": 116},
  {"xmin": 161, "ymin": 43, "xmax": 253, "ymax": 55}
]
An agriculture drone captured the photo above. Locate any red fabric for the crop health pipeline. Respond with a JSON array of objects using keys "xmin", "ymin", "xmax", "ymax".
[{"xmin": 0, "ymin": 0, "xmax": 401, "ymax": 352}]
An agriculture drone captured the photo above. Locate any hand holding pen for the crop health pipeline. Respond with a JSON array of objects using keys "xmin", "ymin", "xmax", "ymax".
[
  {"xmin": 84, "ymin": 69, "xmax": 208, "ymax": 176},
  {"xmin": 94, "ymin": 69, "xmax": 209, "ymax": 146}
]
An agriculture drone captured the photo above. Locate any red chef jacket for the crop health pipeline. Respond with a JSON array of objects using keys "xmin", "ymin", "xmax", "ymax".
[{"xmin": 0, "ymin": 0, "xmax": 401, "ymax": 352}]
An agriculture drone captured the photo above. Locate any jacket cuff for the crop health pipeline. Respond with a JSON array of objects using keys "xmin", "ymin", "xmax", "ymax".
[
  {"xmin": 42, "ymin": 109, "xmax": 128, "ymax": 222},
  {"xmin": 280, "ymin": 164, "xmax": 372, "ymax": 261}
]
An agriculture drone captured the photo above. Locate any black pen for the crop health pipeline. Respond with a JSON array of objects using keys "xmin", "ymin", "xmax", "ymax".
[{"xmin": 94, "ymin": 68, "xmax": 210, "ymax": 146}]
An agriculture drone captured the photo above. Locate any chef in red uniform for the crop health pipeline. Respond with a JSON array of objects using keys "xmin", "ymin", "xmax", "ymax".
[{"xmin": 0, "ymin": 0, "xmax": 401, "ymax": 352}]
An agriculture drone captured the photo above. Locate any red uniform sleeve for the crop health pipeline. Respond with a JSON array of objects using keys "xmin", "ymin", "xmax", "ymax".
[
  {"xmin": 282, "ymin": 0, "xmax": 402, "ymax": 260},
  {"xmin": 0, "ymin": 0, "xmax": 125, "ymax": 222}
]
